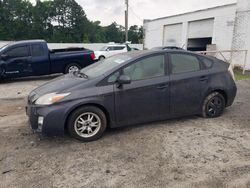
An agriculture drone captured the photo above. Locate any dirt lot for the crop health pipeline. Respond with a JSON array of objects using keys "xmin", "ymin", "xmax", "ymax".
[{"xmin": 0, "ymin": 77, "xmax": 250, "ymax": 188}]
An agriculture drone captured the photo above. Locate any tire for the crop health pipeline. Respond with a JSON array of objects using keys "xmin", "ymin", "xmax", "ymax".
[
  {"xmin": 0, "ymin": 67, "xmax": 5, "ymax": 76},
  {"xmin": 98, "ymin": 56, "xmax": 105, "ymax": 61},
  {"xmin": 64, "ymin": 63, "xmax": 81, "ymax": 74},
  {"xmin": 67, "ymin": 106, "xmax": 107, "ymax": 142},
  {"xmin": 0, "ymin": 67, "xmax": 6, "ymax": 82},
  {"xmin": 202, "ymin": 92, "xmax": 225, "ymax": 118}
]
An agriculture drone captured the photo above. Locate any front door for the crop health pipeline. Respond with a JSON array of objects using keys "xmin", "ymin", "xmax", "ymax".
[
  {"xmin": 114, "ymin": 54, "xmax": 170, "ymax": 125},
  {"xmin": 4, "ymin": 45, "xmax": 32, "ymax": 77}
]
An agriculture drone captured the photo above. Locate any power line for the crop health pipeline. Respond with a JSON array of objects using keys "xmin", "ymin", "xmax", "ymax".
[{"xmin": 128, "ymin": 5, "xmax": 143, "ymax": 22}]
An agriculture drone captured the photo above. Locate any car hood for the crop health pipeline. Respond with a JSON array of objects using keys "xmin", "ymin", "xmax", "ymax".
[{"xmin": 30, "ymin": 74, "xmax": 90, "ymax": 98}]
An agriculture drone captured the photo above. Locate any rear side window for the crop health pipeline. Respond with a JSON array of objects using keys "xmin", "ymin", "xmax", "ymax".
[
  {"xmin": 170, "ymin": 53, "xmax": 200, "ymax": 74},
  {"xmin": 201, "ymin": 57, "xmax": 213, "ymax": 68},
  {"xmin": 32, "ymin": 44, "xmax": 44, "ymax": 57},
  {"xmin": 108, "ymin": 46, "xmax": 125, "ymax": 51},
  {"xmin": 113, "ymin": 46, "xmax": 125, "ymax": 50},
  {"xmin": 5, "ymin": 46, "xmax": 29, "ymax": 58}
]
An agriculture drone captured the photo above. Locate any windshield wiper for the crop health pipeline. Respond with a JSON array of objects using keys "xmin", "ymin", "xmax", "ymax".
[{"xmin": 73, "ymin": 71, "xmax": 88, "ymax": 79}]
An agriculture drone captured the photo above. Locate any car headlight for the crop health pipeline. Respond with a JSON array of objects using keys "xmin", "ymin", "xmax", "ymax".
[{"xmin": 35, "ymin": 93, "xmax": 70, "ymax": 105}]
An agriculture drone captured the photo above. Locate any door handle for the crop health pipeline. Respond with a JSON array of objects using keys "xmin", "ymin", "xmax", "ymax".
[
  {"xmin": 157, "ymin": 84, "xmax": 168, "ymax": 89},
  {"xmin": 199, "ymin": 76, "xmax": 208, "ymax": 82}
]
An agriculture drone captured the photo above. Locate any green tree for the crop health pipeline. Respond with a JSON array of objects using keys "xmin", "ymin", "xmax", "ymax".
[
  {"xmin": 128, "ymin": 25, "xmax": 143, "ymax": 43},
  {"xmin": 0, "ymin": 0, "xmax": 33, "ymax": 40},
  {"xmin": 51, "ymin": 0, "xmax": 89, "ymax": 42},
  {"xmin": 104, "ymin": 22, "xmax": 124, "ymax": 43},
  {"xmin": 31, "ymin": 0, "xmax": 55, "ymax": 40},
  {"xmin": 0, "ymin": 0, "xmax": 143, "ymax": 44}
]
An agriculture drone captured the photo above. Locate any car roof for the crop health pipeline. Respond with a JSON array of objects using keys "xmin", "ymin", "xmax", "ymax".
[
  {"xmin": 9, "ymin": 39, "xmax": 45, "ymax": 45},
  {"xmin": 2, "ymin": 40, "xmax": 46, "ymax": 49},
  {"xmin": 123, "ymin": 49, "xmax": 215, "ymax": 62},
  {"xmin": 106, "ymin": 44, "xmax": 126, "ymax": 47}
]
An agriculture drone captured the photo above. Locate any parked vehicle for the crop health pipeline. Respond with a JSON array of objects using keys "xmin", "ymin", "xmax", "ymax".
[
  {"xmin": 0, "ymin": 40, "xmax": 95, "ymax": 80},
  {"xmin": 152, "ymin": 46, "xmax": 184, "ymax": 50},
  {"xmin": 26, "ymin": 50, "xmax": 237, "ymax": 142},
  {"xmin": 130, "ymin": 47, "xmax": 140, "ymax": 51},
  {"xmin": 94, "ymin": 43, "xmax": 133, "ymax": 60}
]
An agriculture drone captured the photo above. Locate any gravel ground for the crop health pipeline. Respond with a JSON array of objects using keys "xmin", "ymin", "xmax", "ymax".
[{"xmin": 0, "ymin": 77, "xmax": 250, "ymax": 188}]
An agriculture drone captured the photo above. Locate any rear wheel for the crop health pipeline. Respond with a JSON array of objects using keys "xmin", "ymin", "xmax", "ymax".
[
  {"xmin": 64, "ymin": 63, "xmax": 81, "ymax": 74},
  {"xmin": 202, "ymin": 92, "xmax": 225, "ymax": 118},
  {"xmin": 99, "ymin": 56, "xmax": 105, "ymax": 61},
  {"xmin": 67, "ymin": 106, "xmax": 107, "ymax": 142}
]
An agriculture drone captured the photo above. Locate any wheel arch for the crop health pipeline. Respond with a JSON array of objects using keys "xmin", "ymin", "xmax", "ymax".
[
  {"xmin": 211, "ymin": 89, "xmax": 228, "ymax": 106},
  {"xmin": 99, "ymin": 55, "xmax": 105, "ymax": 59},
  {"xmin": 64, "ymin": 103, "xmax": 111, "ymax": 133},
  {"xmin": 205, "ymin": 88, "xmax": 228, "ymax": 106}
]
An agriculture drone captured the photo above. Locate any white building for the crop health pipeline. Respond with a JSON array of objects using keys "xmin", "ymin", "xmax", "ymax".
[{"xmin": 143, "ymin": 0, "xmax": 250, "ymax": 70}]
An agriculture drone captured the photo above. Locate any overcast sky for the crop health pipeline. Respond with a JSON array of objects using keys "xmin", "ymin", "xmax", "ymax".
[{"xmin": 77, "ymin": 0, "xmax": 236, "ymax": 26}]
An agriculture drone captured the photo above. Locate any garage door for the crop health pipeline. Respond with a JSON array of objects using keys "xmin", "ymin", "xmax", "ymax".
[
  {"xmin": 163, "ymin": 23, "xmax": 182, "ymax": 47},
  {"xmin": 188, "ymin": 18, "xmax": 214, "ymax": 39}
]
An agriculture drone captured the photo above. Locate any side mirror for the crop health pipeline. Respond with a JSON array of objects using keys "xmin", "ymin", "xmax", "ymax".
[
  {"xmin": 0, "ymin": 54, "xmax": 8, "ymax": 60},
  {"xmin": 117, "ymin": 75, "xmax": 131, "ymax": 87},
  {"xmin": 106, "ymin": 48, "xmax": 110, "ymax": 52}
]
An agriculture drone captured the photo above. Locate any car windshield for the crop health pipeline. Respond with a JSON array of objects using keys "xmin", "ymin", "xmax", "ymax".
[
  {"xmin": 80, "ymin": 54, "xmax": 132, "ymax": 78},
  {"xmin": 0, "ymin": 43, "xmax": 10, "ymax": 52},
  {"xmin": 100, "ymin": 46, "xmax": 108, "ymax": 51}
]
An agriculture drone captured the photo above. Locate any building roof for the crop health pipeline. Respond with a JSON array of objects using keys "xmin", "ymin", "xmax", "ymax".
[{"xmin": 144, "ymin": 3, "xmax": 237, "ymax": 23}]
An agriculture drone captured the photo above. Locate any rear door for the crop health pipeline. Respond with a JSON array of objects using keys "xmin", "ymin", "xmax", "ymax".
[
  {"xmin": 169, "ymin": 52, "xmax": 208, "ymax": 116},
  {"xmin": 113, "ymin": 54, "xmax": 170, "ymax": 125},
  {"xmin": 30, "ymin": 43, "xmax": 50, "ymax": 75},
  {"xmin": 4, "ymin": 45, "xmax": 32, "ymax": 77}
]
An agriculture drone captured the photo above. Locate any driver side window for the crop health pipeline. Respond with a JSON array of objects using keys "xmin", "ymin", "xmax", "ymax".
[
  {"xmin": 5, "ymin": 46, "xmax": 29, "ymax": 58},
  {"xmin": 122, "ymin": 55, "xmax": 165, "ymax": 81}
]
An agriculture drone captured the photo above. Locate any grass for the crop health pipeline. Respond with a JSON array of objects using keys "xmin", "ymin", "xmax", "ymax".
[{"xmin": 234, "ymin": 69, "xmax": 250, "ymax": 81}]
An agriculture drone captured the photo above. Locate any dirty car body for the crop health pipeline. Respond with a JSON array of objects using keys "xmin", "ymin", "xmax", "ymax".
[{"xmin": 26, "ymin": 50, "xmax": 237, "ymax": 139}]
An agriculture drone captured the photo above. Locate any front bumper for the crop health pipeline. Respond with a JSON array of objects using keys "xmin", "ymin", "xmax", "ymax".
[{"xmin": 26, "ymin": 103, "xmax": 67, "ymax": 136}]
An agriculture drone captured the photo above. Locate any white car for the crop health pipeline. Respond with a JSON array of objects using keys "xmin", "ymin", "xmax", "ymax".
[{"xmin": 94, "ymin": 44, "xmax": 128, "ymax": 60}]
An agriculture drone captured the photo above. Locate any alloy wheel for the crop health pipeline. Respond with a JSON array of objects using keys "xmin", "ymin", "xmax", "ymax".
[
  {"xmin": 68, "ymin": 65, "xmax": 80, "ymax": 73},
  {"xmin": 74, "ymin": 112, "xmax": 101, "ymax": 138},
  {"xmin": 206, "ymin": 96, "xmax": 223, "ymax": 117}
]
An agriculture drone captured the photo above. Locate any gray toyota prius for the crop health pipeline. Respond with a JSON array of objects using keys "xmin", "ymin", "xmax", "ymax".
[{"xmin": 26, "ymin": 50, "xmax": 237, "ymax": 141}]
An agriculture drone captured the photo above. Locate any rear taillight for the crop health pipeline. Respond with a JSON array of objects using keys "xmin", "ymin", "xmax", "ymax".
[
  {"xmin": 228, "ymin": 64, "xmax": 235, "ymax": 81},
  {"xmin": 90, "ymin": 52, "xmax": 95, "ymax": 60}
]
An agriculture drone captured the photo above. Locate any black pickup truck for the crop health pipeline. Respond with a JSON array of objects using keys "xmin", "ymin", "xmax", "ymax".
[{"xmin": 0, "ymin": 40, "xmax": 96, "ymax": 79}]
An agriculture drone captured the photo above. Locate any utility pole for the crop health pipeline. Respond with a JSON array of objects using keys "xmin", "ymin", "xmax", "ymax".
[{"xmin": 125, "ymin": 0, "xmax": 128, "ymax": 42}]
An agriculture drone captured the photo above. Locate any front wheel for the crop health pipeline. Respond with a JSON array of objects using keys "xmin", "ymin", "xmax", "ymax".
[
  {"xmin": 0, "ymin": 67, "xmax": 6, "ymax": 82},
  {"xmin": 202, "ymin": 92, "xmax": 225, "ymax": 118},
  {"xmin": 67, "ymin": 106, "xmax": 107, "ymax": 142}
]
